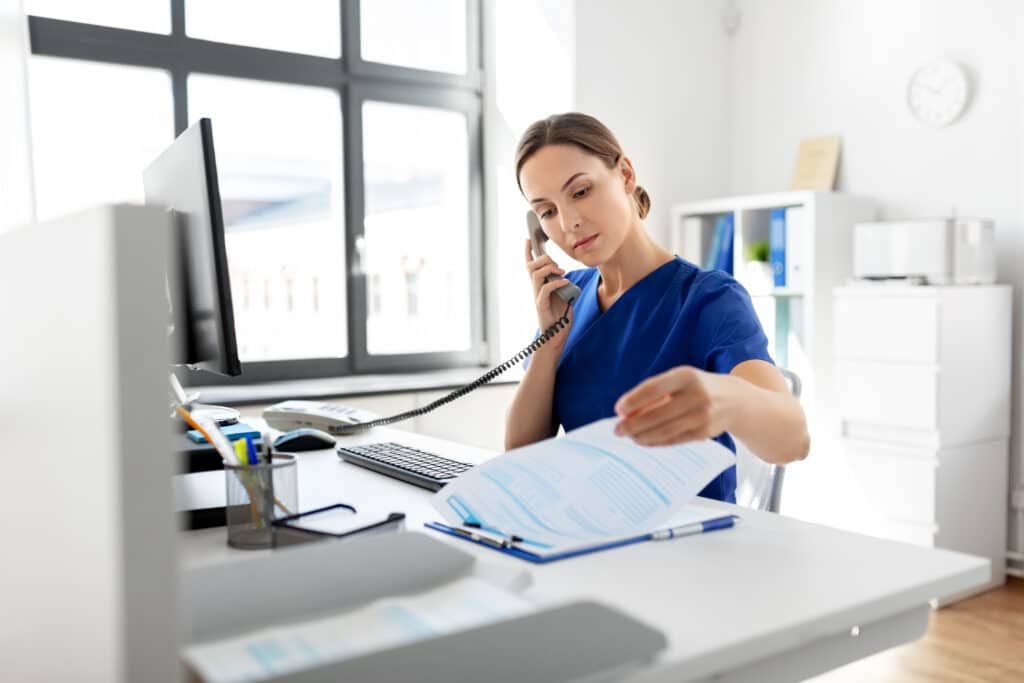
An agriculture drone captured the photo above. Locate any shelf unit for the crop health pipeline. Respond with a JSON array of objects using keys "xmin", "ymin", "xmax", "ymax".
[{"xmin": 670, "ymin": 191, "xmax": 876, "ymax": 436}]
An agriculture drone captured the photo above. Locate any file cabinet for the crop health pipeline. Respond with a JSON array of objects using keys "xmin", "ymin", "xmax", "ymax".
[{"xmin": 834, "ymin": 285, "xmax": 1011, "ymax": 596}]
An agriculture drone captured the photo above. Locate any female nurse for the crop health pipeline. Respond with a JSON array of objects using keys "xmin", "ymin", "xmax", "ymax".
[{"xmin": 504, "ymin": 112, "xmax": 809, "ymax": 503}]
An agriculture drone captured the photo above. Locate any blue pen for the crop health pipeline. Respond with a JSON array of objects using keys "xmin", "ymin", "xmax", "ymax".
[
  {"xmin": 245, "ymin": 436, "xmax": 259, "ymax": 465},
  {"xmin": 650, "ymin": 515, "xmax": 737, "ymax": 541}
]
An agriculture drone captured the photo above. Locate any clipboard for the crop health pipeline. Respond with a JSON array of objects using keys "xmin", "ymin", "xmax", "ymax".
[{"xmin": 424, "ymin": 512, "xmax": 738, "ymax": 564}]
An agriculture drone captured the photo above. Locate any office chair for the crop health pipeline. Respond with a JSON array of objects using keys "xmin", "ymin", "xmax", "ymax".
[{"xmin": 733, "ymin": 368, "xmax": 801, "ymax": 513}]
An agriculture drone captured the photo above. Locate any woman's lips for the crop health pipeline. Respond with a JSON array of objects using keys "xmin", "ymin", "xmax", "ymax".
[{"xmin": 573, "ymin": 234, "xmax": 598, "ymax": 251}]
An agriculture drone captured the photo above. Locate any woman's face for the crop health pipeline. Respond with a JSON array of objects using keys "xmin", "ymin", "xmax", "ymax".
[{"xmin": 519, "ymin": 144, "xmax": 637, "ymax": 267}]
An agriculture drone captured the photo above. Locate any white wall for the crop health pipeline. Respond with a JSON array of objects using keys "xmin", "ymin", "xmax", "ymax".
[
  {"xmin": 730, "ymin": 0, "xmax": 1024, "ymax": 553},
  {"xmin": 0, "ymin": 0, "xmax": 36, "ymax": 231},
  {"xmin": 573, "ymin": 0, "xmax": 1024, "ymax": 553},
  {"xmin": 485, "ymin": 0, "xmax": 577, "ymax": 360},
  {"xmin": 575, "ymin": 0, "xmax": 733, "ymax": 247}
]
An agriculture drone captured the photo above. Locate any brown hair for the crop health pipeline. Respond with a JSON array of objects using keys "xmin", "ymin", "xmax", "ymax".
[{"xmin": 515, "ymin": 112, "xmax": 651, "ymax": 220}]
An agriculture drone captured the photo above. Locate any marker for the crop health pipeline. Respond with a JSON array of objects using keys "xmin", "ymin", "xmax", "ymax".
[
  {"xmin": 245, "ymin": 436, "xmax": 259, "ymax": 465},
  {"xmin": 233, "ymin": 438, "xmax": 248, "ymax": 465}
]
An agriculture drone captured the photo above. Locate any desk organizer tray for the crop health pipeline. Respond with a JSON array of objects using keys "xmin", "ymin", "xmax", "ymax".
[{"xmin": 180, "ymin": 531, "xmax": 666, "ymax": 683}]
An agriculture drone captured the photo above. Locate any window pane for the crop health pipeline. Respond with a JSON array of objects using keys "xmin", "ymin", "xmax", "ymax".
[
  {"xmin": 189, "ymin": 75, "xmax": 346, "ymax": 362},
  {"xmin": 26, "ymin": 0, "xmax": 169, "ymax": 34},
  {"xmin": 360, "ymin": 0, "xmax": 467, "ymax": 74},
  {"xmin": 186, "ymin": 0, "xmax": 341, "ymax": 58},
  {"xmin": 28, "ymin": 57, "xmax": 173, "ymax": 221},
  {"xmin": 363, "ymin": 101, "xmax": 471, "ymax": 355}
]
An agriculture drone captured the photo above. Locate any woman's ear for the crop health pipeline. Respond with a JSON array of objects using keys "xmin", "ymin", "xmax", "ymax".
[{"xmin": 618, "ymin": 156, "xmax": 637, "ymax": 194}]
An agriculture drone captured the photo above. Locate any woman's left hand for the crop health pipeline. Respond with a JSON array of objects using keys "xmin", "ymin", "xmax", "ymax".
[{"xmin": 613, "ymin": 366, "xmax": 737, "ymax": 446}]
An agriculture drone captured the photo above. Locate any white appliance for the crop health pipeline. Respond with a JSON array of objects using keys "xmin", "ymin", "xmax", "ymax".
[{"xmin": 853, "ymin": 218, "xmax": 996, "ymax": 284}]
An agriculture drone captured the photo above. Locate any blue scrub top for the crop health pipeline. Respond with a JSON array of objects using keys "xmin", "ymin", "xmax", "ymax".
[{"xmin": 550, "ymin": 256, "xmax": 773, "ymax": 503}]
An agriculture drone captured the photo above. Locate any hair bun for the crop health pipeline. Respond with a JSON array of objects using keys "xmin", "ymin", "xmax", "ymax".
[{"xmin": 633, "ymin": 185, "xmax": 651, "ymax": 219}]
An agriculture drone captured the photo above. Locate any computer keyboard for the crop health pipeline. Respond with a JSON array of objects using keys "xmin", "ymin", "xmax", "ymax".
[{"xmin": 336, "ymin": 442, "xmax": 475, "ymax": 491}]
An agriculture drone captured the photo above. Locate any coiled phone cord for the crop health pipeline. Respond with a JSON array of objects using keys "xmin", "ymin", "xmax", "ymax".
[{"xmin": 335, "ymin": 301, "xmax": 573, "ymax": 435}]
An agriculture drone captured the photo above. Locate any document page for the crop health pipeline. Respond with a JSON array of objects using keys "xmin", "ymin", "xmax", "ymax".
[
  {"xmin": 432, "ymin": 418, "xmax": 735, "ymax": 549},
  {"xmin": 184, "ymin": 577, "xmax": 533, "ymax": 683}
]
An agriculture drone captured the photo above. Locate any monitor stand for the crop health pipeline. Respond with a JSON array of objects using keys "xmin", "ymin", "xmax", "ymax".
[{"xmin": 169, "ymin": 371, "xmax": 240, "ymax": 426}]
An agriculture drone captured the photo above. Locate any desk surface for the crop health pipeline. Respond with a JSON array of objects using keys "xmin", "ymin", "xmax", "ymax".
[{"xmin": 179, "ymin": 426, "xmax": 988, "ymax": 682}]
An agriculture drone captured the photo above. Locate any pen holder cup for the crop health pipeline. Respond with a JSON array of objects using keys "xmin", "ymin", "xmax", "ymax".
[{"xmin": 224, "ymin": 454, "xmax": 298, "ymax": 550}]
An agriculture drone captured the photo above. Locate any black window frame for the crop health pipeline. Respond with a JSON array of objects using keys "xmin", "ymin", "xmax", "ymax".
[{"xmin": 27, "ymin": 0, "xmax": 488, "ymax": 386}]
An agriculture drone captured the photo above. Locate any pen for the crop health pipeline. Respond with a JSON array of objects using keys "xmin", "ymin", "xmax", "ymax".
[
  {"xmin": 451, "ymin": 525, "xmax": 513, "ymax": 549},
  {"xmin": 262, "ymin": 432, "xmax": 273, "ymax": 464},
  {"xmin": 176, "ymin": 404, "xmax": 215, "ymax": 445},
  {"xmin": 245, "ymin": 436, "xmax": 259, "ymax": 465},
  {"xmin": 464, "ymin": 521, "xmax": 523, "ymax": 544},
  {"xmin": 179, "ymin": 407, "xmax": 235, "ymax": 465},
  {"xmin": 651, "ymin": 515, "xmax": 738, "ymax": 541}
]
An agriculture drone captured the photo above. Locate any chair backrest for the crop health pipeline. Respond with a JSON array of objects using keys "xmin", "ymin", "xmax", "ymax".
[{"xmin": 733, "ymin": 368, "xmax": 801, "ymax": 513}]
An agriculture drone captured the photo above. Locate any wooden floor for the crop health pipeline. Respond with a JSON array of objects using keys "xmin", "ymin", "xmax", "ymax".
[{"xmin": 808, "ymin": 578, "xmax": 1024, "ymax": 682}]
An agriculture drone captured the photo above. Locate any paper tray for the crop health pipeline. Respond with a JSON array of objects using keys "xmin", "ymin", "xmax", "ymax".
[
  {"xmin": 263, "ymin": 601, "xmax": 666, "ymax": 683},
  {"xmin": 181, "ymin": 531, "xmax": 666, "ymax": 683}
]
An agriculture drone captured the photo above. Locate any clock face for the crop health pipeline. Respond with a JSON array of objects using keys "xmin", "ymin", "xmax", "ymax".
[{"xmin": 907, "ymin": 60, "xmax": 970, "ymax": 128}]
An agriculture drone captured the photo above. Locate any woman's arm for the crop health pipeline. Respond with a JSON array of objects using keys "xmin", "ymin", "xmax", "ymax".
[
  {"xmin": 504, "ymin": 343, "xmax": 561, "ymax": 450},
  {"xmin": 723, "ymin": 360, "xmax": 809, "ymax": 463},
  {"xmin": 504, "ymin": 239, "xmax": 575, "ymax": 450},
  {"xmin": 612, "ymin": 360, "xmax": 809, "ymax": 464}
]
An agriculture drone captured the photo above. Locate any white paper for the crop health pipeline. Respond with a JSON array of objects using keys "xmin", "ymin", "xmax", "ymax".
[
  {"xmin": 432, "ymin": 418, "xmax": 735, "ymax": 551},
  {"xmin": 184, "ymin": 577, "xmax": 533, "ymax": 683}
]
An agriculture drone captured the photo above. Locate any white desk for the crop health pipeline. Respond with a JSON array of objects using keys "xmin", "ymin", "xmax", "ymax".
[{"xmin": 179, "ymin": 427, "xmax": 989, "ymax": 683}]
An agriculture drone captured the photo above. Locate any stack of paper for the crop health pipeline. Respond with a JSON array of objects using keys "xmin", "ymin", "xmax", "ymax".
[{"xmin": 431, "ymin": 418, "xmax": 736, "ymax": 557}]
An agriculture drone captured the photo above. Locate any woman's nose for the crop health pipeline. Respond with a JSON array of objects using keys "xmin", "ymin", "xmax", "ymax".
[{"xmin": 559, "ymin": 210, "xmax": 581, "ymax": 234}]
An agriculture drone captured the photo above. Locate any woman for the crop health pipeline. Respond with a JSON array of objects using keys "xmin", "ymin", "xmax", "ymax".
[{"xmin": 505, "ymin": 112, "xmax": 809, "ymax": 503}]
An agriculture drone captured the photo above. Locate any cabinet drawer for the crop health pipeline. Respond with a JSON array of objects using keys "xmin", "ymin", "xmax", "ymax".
[
  {"xmin": 837, "ymin": 361, "xmax": 938, "ymax": 429},
  {"xmin": 844, "ymin": 441, "xmax": 937, "ymax": 525},
  {"xmin": 834, "ymin": 295, "xmax": 938, "ymax": 362}
]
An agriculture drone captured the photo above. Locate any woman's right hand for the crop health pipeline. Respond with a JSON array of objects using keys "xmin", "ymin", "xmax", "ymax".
[{"xmin": 524, "ymin": 239, "xmax": 574, "ymax": 338}]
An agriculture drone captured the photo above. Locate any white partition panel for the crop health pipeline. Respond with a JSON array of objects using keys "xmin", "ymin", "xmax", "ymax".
[
  {"xmin": 0, "ymin": 0, "xmax": 36, "ymax": 231},
  {"xmin": 0, "ymin": 205, "xmax": 178, "ymax": 682}
]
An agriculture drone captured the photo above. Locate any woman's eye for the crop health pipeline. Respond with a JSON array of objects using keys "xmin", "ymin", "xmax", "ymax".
[
  {"xmin": 539, "ymin": 208, "xmax": 554, "ymax": 219},
  {"xmin": 573, "ymin": 186, "xmax": 590, "ymax": 199}
]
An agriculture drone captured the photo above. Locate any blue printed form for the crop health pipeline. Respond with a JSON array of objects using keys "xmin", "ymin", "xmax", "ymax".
[{"xmin": 430, "ymin": 418, "xmax": 736, "ymax": 557}]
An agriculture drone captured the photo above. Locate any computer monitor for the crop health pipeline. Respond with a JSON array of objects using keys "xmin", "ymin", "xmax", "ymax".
[{"xmin": 143, "ymin": 118, "xmax": 241, "ymax": 377}]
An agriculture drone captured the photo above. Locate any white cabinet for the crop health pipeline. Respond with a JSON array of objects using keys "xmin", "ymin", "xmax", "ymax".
[
  {"xmin": 834, "ymin": 284, "xmax": 1011, "ymax": 597},
  {"xmin": 834, "ymin": 294, "xmax": 939, "ymax": 362}
]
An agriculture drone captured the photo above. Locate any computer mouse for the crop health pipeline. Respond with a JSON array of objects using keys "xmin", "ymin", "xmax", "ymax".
[{"xmin": 273, "ymin": 427, "xmax": 337, "ymax": 452}]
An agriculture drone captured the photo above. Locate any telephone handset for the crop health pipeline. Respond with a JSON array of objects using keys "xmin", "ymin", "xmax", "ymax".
[
  {"xmin": 526, "ymin": 211, "xmax": 583, "ymax": 304},
  {"xmin": 327, "ymin": 212, "xmax": 580, "ymax": 436}
]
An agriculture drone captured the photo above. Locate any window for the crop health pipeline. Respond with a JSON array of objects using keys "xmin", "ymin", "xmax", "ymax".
[
  {"xmin": 361, "ymin": 100, "xmax": 472, "ymax": 356},
  {"xmin": 360, "ymin": 0, "xmax": 467, "ymax": 74},
  {"xmin": 26, "ymin": 0, "xmax": 170, "ymax": 34},
  {"xmin": 185, "ymin": 0, "xmax": 341, "ymax": 58},
  {"xmin": 27, "ymin": 57, "xmax": 174, "ymax": 222},
  {"xmin": 26, "ymin": 1, "xmax": 485, "ymax": 384},
  {"xmin": 187, "ymin": 74, "xmax": 347, "ymax": 363}
]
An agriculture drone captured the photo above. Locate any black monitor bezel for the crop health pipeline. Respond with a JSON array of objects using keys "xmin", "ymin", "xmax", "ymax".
[
  {"xmin": 145, "ymin": 117, "xmax": 241, "ymax": 377},
  {"xmin": 197, "ymin": 118, "xmax": 241, "ymax": 377}
]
